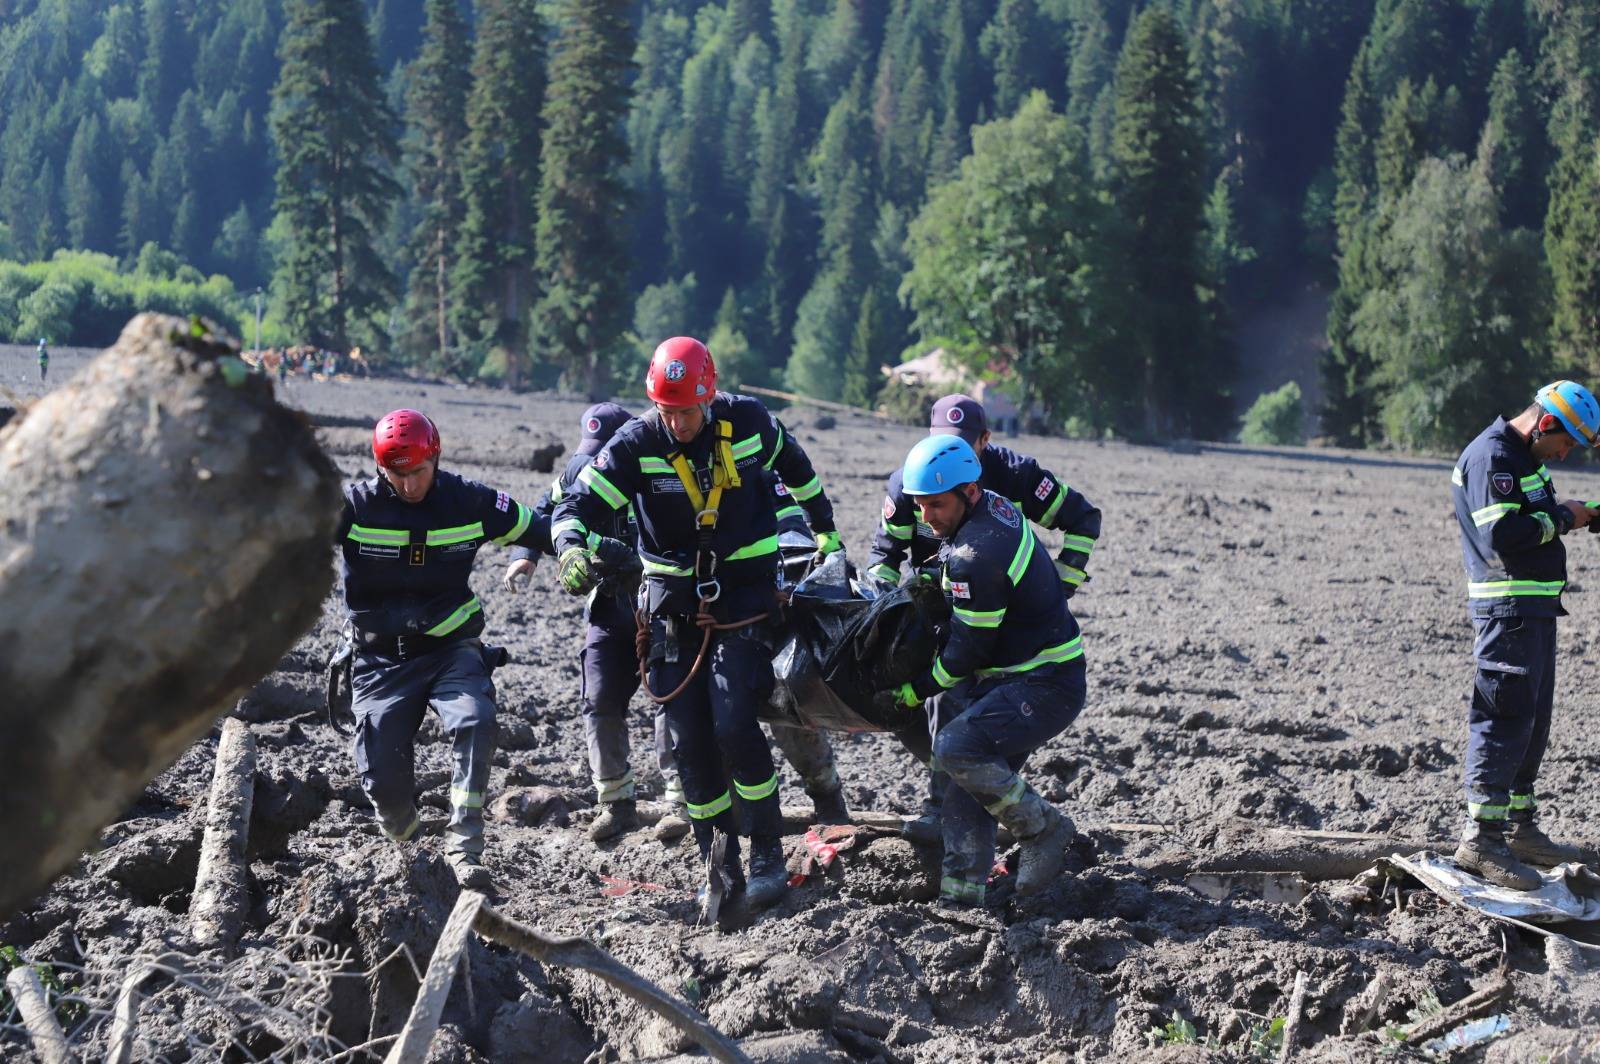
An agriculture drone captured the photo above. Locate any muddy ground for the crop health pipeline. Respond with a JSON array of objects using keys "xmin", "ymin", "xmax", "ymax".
[{"xmin": 7, "ymin": 344, "xmax": 1600, "ymax": 1062}]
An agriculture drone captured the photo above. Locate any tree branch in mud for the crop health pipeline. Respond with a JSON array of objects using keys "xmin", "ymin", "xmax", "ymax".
[
  {"xmin": 5, "ymin": 965, "xmax": 76, "ymax": 1064},
  {"xmin": 1399, "ymin": 976, "xmax": 1511, "ymax": 1045},
  {"xmin": 0, "ymin": 314, "xmax": 341, "ymax": 921},
  {"xmin": 190, "ymin": 719, "xmax": 258, "ymax": 951}
]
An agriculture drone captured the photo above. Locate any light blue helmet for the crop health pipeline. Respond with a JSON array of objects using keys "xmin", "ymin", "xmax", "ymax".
[
  {"xmin": 902, "ymin": 434, "xmax": 982, "ymax": 495},
  {"xmin": 1535, "ymin": 380, "xmax": 1600, "ymax": 447}
]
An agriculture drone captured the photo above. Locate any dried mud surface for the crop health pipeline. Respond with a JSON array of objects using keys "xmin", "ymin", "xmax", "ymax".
[{"xmin": 10, "ymin": 346, "xmax": 1600, "ymax": 1062}]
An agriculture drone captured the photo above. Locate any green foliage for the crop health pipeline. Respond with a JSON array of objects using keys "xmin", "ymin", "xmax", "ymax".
[
  {"xmin": 1143, "ymin": 1008, "xmax": 1285, "ymax": 1060},
  {"xmin": 877, "ymin": 374, "xmax": 943, "ymax": 426},
  {"xmin": 1239, "ymin": 381, "xmax": 1306, "ymax": 446},
  {"xmin": 0, "ymin": 945, "xmax": 86, "ymax": 1031},
  {"xmin": 1145, "ymin": 1010, "xmax": 1200, "ymax": 1048},
  {"xmin": 0, "ymin": 249, "xmax": 242, "ymax": 345}
]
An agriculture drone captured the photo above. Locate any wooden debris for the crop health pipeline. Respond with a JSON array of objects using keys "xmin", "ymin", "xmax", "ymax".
[
  {"xmin": 382, "ymin": 892, "xmax": 484, "ymax": 1064},
  {"xmin": 1339, "ymin": 970, "xmax": 1392, "ymax": 1035},
  {"xmin": 1278, "ymin": 970, "xmax": 1309, "ymax": 1062},
  {"xmin": 190, "ymin": 718, "xmax": 258, "ymax": 950},
  {"xmin": 5, "ymin": 964, "xmax": 76, "ymax": 1064},
  {"xmin": 1401, "ymin": 976, "xmax": 1512, "ymax": 1045}
]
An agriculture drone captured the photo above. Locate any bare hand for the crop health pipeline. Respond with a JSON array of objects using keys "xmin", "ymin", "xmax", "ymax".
[
  {"xmin": 1564, "ymin": 501, "xmax": 1593, "ymax": 530},
  {"xmin": 502, "ymin": 558, "xmax": 535, "ymax": 592}
]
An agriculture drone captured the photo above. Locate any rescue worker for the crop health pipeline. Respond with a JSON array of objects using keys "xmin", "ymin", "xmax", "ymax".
[
  {"xmin": 36, "ymin": 338, "xmax": 48, "ymax": 382},
  {"xmin": 886, "ymin": 435, "xmax": 1083, "ymax": 907},
  {"xmin": 339, "ymin": 408, "xmax": 553, "ymax": 890},
  {"xmin": 867, "ymin": 395, "xmax": 1100, "ymax": 842},
  {"xmin": 551, "ymin": 337, "xmax": 844, "ymax": 912},
  {"xmin": 1450, "ymin": 381, "xmax": 1597, "ymax": 889}
]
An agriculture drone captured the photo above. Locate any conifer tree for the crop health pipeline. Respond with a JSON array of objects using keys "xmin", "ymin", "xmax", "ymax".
[
  {"xmin": 452, "ymin": 0, "xmax": 546, "ymax": 386},
  {"xmin": 63, "ymin": 114, "xmax": 114, "ymax": 252},
  {"xmin": 399, "ymin": 0, "xmax": 472, "ymax": 368},
  {"xmin": 270, "ymin": 0, "xmax": 400, "ymax": 350},
  {"xmin": 531, "ymin": 0, "xmax": 634, "ymax": 396}
]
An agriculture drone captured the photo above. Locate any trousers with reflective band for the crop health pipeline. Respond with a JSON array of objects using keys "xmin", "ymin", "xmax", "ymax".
[{"xmin": 1464, "ymin": 614, "xmax": 1556, "ymax": 818}]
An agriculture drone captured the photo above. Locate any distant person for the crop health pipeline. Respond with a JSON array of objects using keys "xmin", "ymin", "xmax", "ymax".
[
  {"xmin": 36, "ymin": 338, "xmax": 48, "ymax": 382},
  {"xmin": 1449, "ymin": 381, "xmax": 1599, "ymax": 890}
]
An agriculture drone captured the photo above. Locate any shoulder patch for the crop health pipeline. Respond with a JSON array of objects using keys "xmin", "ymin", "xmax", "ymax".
[
  {"xmin": 1491, "ymin": 472, "xmax": 1515, "ymax": 496},
  {"xmin": 989, "ymin": 494, "xmax": 1021, "ymax": 528},
  {"xmin": 948, "ymin": 580, "xmax": 971, "ymax": 599},
  {"xmin": 773, "ymin": 480, "xmax": 790, "ymax": 497},
  {"xmin": 495, "ymin": 491, "xmax": 510, "ymax": 513},
  {"xmin": 594, "ymin": 449, "xmax": 610, "ymax": 470},
  {"xmin": 1034, "ymin": 476, "xmax": 1054, "ymax": 501},
  {"xmin": 882, "ymin": 496, "xmax": 896, "ymax": 521}
]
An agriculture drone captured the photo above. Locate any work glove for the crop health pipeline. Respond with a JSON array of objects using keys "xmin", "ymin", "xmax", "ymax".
[
  {"xmin": 502, "ymin": 557, "xmax": 536, "ymax": 592},
  {"xmin": 893, "ymin": 682, "xmax": 920, "ymax": 708},
  {"xmin": 863, "ymin": 563, "xmax": 899, "ymax": 598},
  {"xmin": 591, "ymin": 535, "xmax": 637, "ymax": 573},
  {"xmin": 1053, "ymin": 547, "xmax": 1087, "ymax": 599},
  {"xmin": 812, "ymin": 529, "xmax": 844, "ymax": 569},
  {"xmin": 558, "ymin": 547, "xmax": 599, "ymax": 595}
]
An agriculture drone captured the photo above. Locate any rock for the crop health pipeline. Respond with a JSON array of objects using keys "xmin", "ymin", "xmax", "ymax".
[
  {"xmin": 95, "ymin": 818, "xmax": 202, "ymax": 904},
  {"xmin": 528, "ymin": 440, "xmax": 565, "ymax": 472},
  {"xmin": 490, "ymin": 787, "xmax": 573, "ymax": 827},
  {"xmin": 423, "ymin": 1022, "xmax": 489, "ymax": 1063},
  {"xmin": 707, "ymin": 953, "xmax": 840, "ymax": 1038}
]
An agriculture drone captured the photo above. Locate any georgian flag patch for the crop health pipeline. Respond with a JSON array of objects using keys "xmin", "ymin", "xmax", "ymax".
[
  {"xmin": 1491, "ymin": 472, "xmax": 1515, "ymax": 496},
  {"xmin": 1035, "ymin": 477, "xmax": 1054, "ymax": 501},
  {"xmin": 496, "ymin": 491, "xmax": 511, "ymax": 512},
  {"xmin": 948, "ymin": 580, "xmax": 971, "ymax": 599}
]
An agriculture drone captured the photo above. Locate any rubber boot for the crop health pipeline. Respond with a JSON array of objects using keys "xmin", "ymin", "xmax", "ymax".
[
  {"xmin": 743, "ymin": 835, "xmax": 789, "ymax": 912},
  {"xmin": 1455, "ymin": 820, "xmax": 1542, "ymax": 891},
  {"xmin": 808, "ymin": 785, "xmax": 850, "ymax": 826},
  {"xmin": 1507, "ymin": 814, "xmax": 1585, "ymax": 867},
  {"xmin": 997, "ymin": 792, "xmax": 1075, "ymax": 897},
  {"xmin": 901, "ymin": 810, "xmax": 941, "ymax": 846},
  {"xmin": 446, "ymin": 851, "xmax": 493, "ymax": 891},
  {"xmin": 654, "ymin": 807, "xmax": 692, "ymax": 842},
  {"xmin": 589, "ymin": 799, "xmax": 639, "ymax": 842}
]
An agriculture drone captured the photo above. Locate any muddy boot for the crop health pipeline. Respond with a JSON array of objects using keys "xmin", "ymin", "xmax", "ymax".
[
  {"xmin": 654, "ymin": 807, "xmax": 692, "ymax": 842},
  {"xmin": 1455, "ymin": 820, "xmax": 1542, "ymax": 891},
  {"xmin": 743, "ymin": 835, "xmax": 789, "ymax": 912},
  {"xmin": 1508, "ymin": 815, "xmax": 1585, "ymax": 867},
  {"xmin": 446, "ymin": 851, "xmax": 493, "ymax": 891},
  {"xmin": 901, "ymin": 798, "xmax": 942, "ymax": 846},
  {"xmin": 997, "ymin": 794, "xmax": 1075, "ymax": 896},
  {"xmin": 589, "ymin": 799, "xmax": 639, "ymax": 842},
  {"xmin": 808, "ymin": 785, "xmax": 850, "ymax": 826}
]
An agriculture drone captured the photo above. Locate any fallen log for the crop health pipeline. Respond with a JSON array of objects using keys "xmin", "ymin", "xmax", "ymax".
[
  {"xmin": 190, "ymin": 718, "xmax": 258, "ymax": 950},
  {"xmin": 1278, "ymin": 970, "xmax": 1309, "ymax": 1062},
  {"xmin": 383, "ymin": 892, "xmax": 483, "ymax": 1064},
  {"xmin": 0, "ymin": 314, "xmax": 341, "ymax": 920},
  {"xmin": 6, "ymin": 964, "xmax": 76, "ymax": 1064}
]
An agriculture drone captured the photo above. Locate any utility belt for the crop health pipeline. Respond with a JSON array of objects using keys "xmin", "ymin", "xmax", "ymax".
[{"xmin": 354, "ymin": 629, "xmax": 466, "ymax": 661}]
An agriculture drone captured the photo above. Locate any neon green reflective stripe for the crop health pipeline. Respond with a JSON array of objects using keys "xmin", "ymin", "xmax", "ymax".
[
  {"xmin": 595, "ymin": 771, "xmax": 635, "ymax": 802},
  {"xmin": 1039, "ymin": 486, "xmax": 1066, "ymax": 526},
  {"xmin": 1058, "ymin": 564, "xmax": 1087, "ymax": 586},
  {"xmin": 1468, "ymin": 801, "xmax": 1508, "ymax": 821},
  {"xmin": 549, "ymin": 476, "xmax": 565, "ymax": 502},
  {"xmin": 977, "ymin": 635, "xmax": 1084, "ymax": 676},
  {"xmin": 869, "ymin": 563, "xmax": 898, "ymax": 585},
  {"xmin": 953, "ymin": 605, "xmax": 1005, "ymax": 628},
  {"xmin": 789, "ymin": 475, "xmax": 822, "ymax": 501},
  {"xmin": 983, "ymin": 776, "xmax": 1026, "ymax": 816},
  {"xmin": 641, "ymin": 556, "xmax": 694, "ymax": 577},
  {"xmin": 386, "ymin": 814, "xmax": 422, "ymax": 843},
  {"xmin": 425, "ymin": 596, "xmax": 481, "ymax": 636},
  {"xmin": 1509, "ymin": 793, "xmax": 1536, "ymax": 811},
  {"xmin": 940, "ymin": 876, "xmax": 986, "ymax": 902},
  {"xmin": 1061, "ymin": 533, "xmax": 1096, "ymax": 555},
  {"xmin": 1451, "ymin": 467, "xmax": 1465, "ymax": 487},
  {"xmin": 883, "ymin": 521, "xmax": 913, "ymax": 541},
  {"xmin": 932, "ymin": 656, "xmax": 962, "ymax": 689},
  {"xmin": 1471, "ymin": 503, "xmax": 1519, "ymax": 527},
  {"xmin": 348, "ymin": 524, "xmax": 410, "ymax": 546},
  {"xmin": 426, "ymin": 522, "xmax": 485, "ymax": 546},
  {"xmin": 1520, "ymin": 474, "xmax": 1544, "ymax": 491},
  {"xmin": 733, "ymin": 772, "xmax": 779, "ymax": 801},
  {"xmin": 764, "ymin": 423, "xmax": 786, "ymax": 468},
  {"xmin": 1534, "ymin": 511, "xmax": 1555, "ymax": 544},
  {"xmin": 552, "ymin": 517, "xmax": 587, "ymax": 541},
  {"xmin": 726, "ymin": 535, "xmax": 779, "ymax": 561},
  {"xmin": 639, "ymin": 456, "xmax": 675, "ymax": 474},
  {"xmin": 775, "ymin": 505, "xmax": 805, "ymax": 523},
  {"xmin": 687, "ymin": 791, "xmax": 732, "ymax": 820},
  {"xmin": 579, "ymin": 464, "xmax": 627, "ymax": 509},
  {"xmin": 731, "ymin": 434, "xmax": 763, "ymax": 459},
  {"xmin": 1006, "ymin": 524, "xmax": 1035, "ymax": 585},
  {"xmin": 450, "ymin": 786, "xmax": 484, "ymax": 810},
  {"xmin": 493, "ymin": 504, "xmax": 534, "ymax": 545},
  {"xmin": 1467, "ymin": 579, "xmax": 1565, "ymax": 598}
]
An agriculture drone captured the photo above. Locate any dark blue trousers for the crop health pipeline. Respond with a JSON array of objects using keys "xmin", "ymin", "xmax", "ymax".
[
  {"xmin": 1464, "ymin": 615, "xmax": 1556, "ymax": 820},
  {"xmin": 581, "ymin": 619, "xmax": 649, "ymax": 801}
]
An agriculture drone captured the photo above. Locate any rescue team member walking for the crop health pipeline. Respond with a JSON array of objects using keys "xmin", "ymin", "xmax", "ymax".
[
  {"xmin": 1450, "ymin": 381, "xmax": 1597, "ymax": 889},
  {"xmin": 339, "ymin": 409, "xmax": 551, "ymax": 890},
  {"xmin": 867, "ymin": 395, "xmax": 1100, "ymax": 843},
  {"xmin": 36, "ymin": 338, "xmax": 48, "ymax": 382},
  {"xmin": 552, "ymin": 337, "xmax": 843, "ymax": 912},
  {"xmin": 886, "ymin": 435, "xmax": 1084, "ymax": 907}
]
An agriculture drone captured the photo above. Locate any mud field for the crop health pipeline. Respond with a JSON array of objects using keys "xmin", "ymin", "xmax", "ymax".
[{"xmin": 8, "ymin": 345, "xmax": 1600, "ymax": 1061}]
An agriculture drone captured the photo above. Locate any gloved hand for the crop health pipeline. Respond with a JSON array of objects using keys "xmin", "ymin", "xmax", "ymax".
[
  {"xmin": 502, "ymin": 558, "xmax": 535, "ymax": 592},
  {"xmin": 591, "ymin": 535, "xmax": 636, "ymax": 572},
  {"xmin": 812, "ymin": 529, "xmax": 844, "ymax": 568},
  {"xmin": 1053, "ymin": 548, "xmax": 1087, "ymax": 599},
  {"xmin": 558, "ymin": 547, "xmax": 599, "ymax": 595},
  {"xmin": 893, "ymin": 682, "xmax": 920, "ymax": 708}
]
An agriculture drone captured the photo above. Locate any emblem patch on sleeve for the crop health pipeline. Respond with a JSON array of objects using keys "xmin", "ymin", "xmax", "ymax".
[
  {"xmin": 495, "ymin": 491, "xmax": 511, "ymax": 512},
  {"xmin": 948, "ymin": 580, "xmax": 971, "ymax": 599},
  {"xmin": 882, "ymin": 497, "xmax": 896, "ymax": 520},
  {"xmin": 774, "ymin": 480, "xmax": 790, "ymax": 497},
  {"xmin": 1491, "ymin": 472, "xmax": 1515, "ymax": 496},
  {"xmin": 1035, "ymin": 477, "xmax": 1054, "ymax": 501},
  {"xmin": 989, "ymin": 495, "xmax": 1021, "ymax": 528}
]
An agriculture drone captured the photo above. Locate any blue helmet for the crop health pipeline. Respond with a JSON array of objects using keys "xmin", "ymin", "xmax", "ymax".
[
  {"xmin": 902, "ymin": 434, "xmax": 982, "ymax": 495},
  {"xmin": 1536, "ymin": 380, "xmax": 1600, "ymax": 447}
]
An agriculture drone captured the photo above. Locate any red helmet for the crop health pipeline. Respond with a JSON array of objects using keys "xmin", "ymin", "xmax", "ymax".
[
  {"xmin": 373, "ymin": 409, "xmax": 441, "ymax": 470},
  {"xmin": 645, "ymin": 336, "xmax": 716, "ymax": 406}
]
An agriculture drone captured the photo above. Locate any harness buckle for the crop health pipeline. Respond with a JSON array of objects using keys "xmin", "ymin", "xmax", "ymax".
[{"xmin": 696, "ymin": 577, "xmax": 722, "ymax": 603}]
